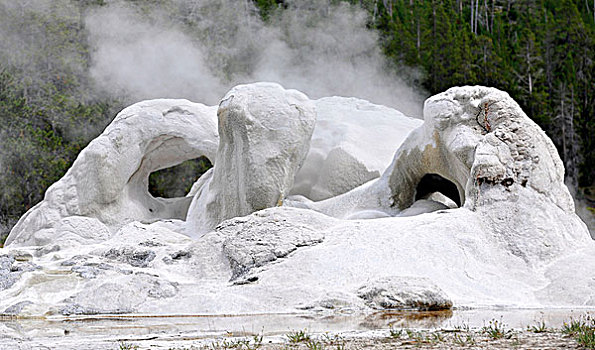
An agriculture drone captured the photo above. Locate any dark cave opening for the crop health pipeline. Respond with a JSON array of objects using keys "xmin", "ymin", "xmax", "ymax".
[
  {"xmin": 148, "ymin": 156, "xmax": 212, "ymax": 198},
  {"xmin": 415, "ymin": 173, "xmax": 462, "ymax": 207}
]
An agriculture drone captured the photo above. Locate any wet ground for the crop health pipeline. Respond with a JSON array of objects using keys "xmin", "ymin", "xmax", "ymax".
[{"xmin": 0, "ymin": 308, "xmax": 592, "ymax": 349}]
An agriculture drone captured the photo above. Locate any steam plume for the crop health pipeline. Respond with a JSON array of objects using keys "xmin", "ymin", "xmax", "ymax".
[{"xmin": 86, "ymin": 0, "xmax": 426, "ymax": 116}]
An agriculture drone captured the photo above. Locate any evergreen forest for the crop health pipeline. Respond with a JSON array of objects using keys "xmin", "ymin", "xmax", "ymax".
[{"xmin": 1, "ymin": 0, "xmax": 594, "ymax": 245}]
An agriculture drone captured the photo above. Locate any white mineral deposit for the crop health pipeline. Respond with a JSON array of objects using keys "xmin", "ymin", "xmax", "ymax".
[{"xmin": 1, "ymin": 84, "xmax": 594, "ymax": 322}]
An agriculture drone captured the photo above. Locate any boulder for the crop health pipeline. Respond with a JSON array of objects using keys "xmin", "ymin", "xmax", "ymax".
[
  {"xmin": 217, "ymin": 207, "xmax": 332, "ymax": 280},
  {"xmin": 357, "ymin": 276, "xmax": 453, "ymax": 311}
]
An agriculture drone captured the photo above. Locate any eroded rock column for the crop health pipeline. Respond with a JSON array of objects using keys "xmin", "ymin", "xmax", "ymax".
[{"xmin": 187, "ymin": 83, "xmax": 316, "ymax": 236}]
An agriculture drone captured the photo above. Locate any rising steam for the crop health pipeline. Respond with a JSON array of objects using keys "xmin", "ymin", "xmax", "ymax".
[{"xmin": 86, "ymin": 0, "xmax": 426, "ymax": 117}]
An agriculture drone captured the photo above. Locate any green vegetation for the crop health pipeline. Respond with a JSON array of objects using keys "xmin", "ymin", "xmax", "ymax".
[
  {"xmin": 352, "ymin": 0, "xmax": 595, "ymax": 190},
  {"xmin": 389, "ymin": 327, "xmax": 403, "ymax": 338},
  {"xmin": 528, "ymin": 319, "xmax": 549, "ymax": 333},
  {"xmin": 149, "ymin": 157, "xmax": 212, "ymax": 198},
  {"xmin": 304, "ymin": 340, "xmax": 325, "ymax": 350},
  {"xmin": 128, "ymin": 318, "xmax": 595, "ymax": 349},
  {"xmin": 285, "ymin": 329, "xmax": 311, "ymax": 343},
  {"xmin": 189, "ymin": 334, "xmax": 263, "ymax": 350},
  {"xmin": 118, "ymin": 342, "xmax": 139, "ymax": 350},
  {"xmin": 253, "ymin": 0, "xmax": 285, "ymax": 21},
  {"xmin": 563, "ymin": 315, "xmax": 595, "ymax": 348},
  {"xmin": 481, "ymin": 318, "xmax": 514, "ymax": 339},
  {"xmin": 452, "ymin": 332, "xmax": 476, "ymax": 346},
  {"xmin": 0, "ymin": 1, "xmax": 124, "ymax": 243}
]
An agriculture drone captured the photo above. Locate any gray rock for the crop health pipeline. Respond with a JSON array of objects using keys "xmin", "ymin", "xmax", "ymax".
[
  {"xmin": 218, "ymin": 208, "xmax": 325, "ymax": 279},
  {"xmin": 1, "ymin": 254, "xmax": 40, "ymax": 292},
  {"xmin": 357, "ymin": 276, "xmax": 452, "ymax": 311},
  {"xmin": 59, "ymin": 274, "xmax": 178, "ymax": 315},
  {"xmin": 11, "ymin": 261, "xmax": 39, "ymax": 273},
  {"xmin": 102, "ymin": 246, "xmax": 156, "ymax": 267},
  {"xmin": 0, "ymin": 255, "xmax": 14, "ymax": 272},
  {"xmin": 0, "ymin": 255, "xmax": 19, "ymax": 291},
  {"xmin": 71, "ymin": 266, "xmax": 102, "ymax": 279},
  {"xmin": 147, "ymin": 280, "xmax": 178, "ymax": 299},
  {"xmin": 295, "ymin": 292, "xmax": 364, "ymax": 314},
  {"xmin": 59, "ymin": 303, "xmax": 131, "ymax": 316},
  {"xmin": 60, "ymin": 255, "xmax": 89, "ymax": 266},
  {"xmin": 35, "ymin": 244, "xmax": 61, "ymax": 256},
  {"xmin": 162, "ymin": 250, "xmax": 192, "ymax": 264},
  {"xmin": 3, "ymin": 301, "xmax": 33, "ymax": 315}
]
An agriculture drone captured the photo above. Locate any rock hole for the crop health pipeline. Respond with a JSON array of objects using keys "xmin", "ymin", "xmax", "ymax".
[
  {"xmin": 501, "ymin": 178, "xmax": 514, "ymax": 187},
  {"xmin": 148, "ymin": 156, "xmax": 212, "ymax": 198},
  {"xmin": 415, "ymin": 174, "xmax": 461, "ymax": 207}
]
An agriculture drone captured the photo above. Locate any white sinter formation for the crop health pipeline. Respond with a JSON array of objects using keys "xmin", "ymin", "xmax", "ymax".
[
  {"xmin": 5, "ymin": 100, "xmax": 218, "ymax": 247},
  {"xmin": 291, "ymin": 97, "xmax": 422, "ymax": 201},
  {"xmin": 1, "ymin": 83, "xmax": 593, "ymax": 319},
  {"xmin": 186, "ymin": 83, "xmax": 316, "ymax": 236}
]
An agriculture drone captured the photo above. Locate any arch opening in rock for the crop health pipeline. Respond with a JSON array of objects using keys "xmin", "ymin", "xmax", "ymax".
[
  {"xmin": 414, "ymin": 173, "xmax": 462, "ymax": 208},
  {"xmin": 148, "ymin": 156, "xmax": 212, "ymax": 198}
]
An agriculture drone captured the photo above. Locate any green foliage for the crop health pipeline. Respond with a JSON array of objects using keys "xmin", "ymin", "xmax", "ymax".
[
  {"xmin": 403, "ymin": 329, "xmax": 435, "ymax": 344},
  {"xmin": 0, "ymin": 67, "xmax": 118, "ymax": 239},
  {"xmin": 577, "ymin": 327, "xmax": 595, "ymax": 349},
  {"xmin": 528, "ymin": 320, "xmax": 548, "ymax": 333},
  {"xmin": 562, "ymin": 317, "xmax": 587, "ymax": 335},
  {"xmin": 149, "ymin": 157, "xmax": 213, "ymax": 198},
  {"xmin": 320, "ymin": 333, "xmax": 345, "ymax": 350},
  {"xmin": 389, "ymin": 327, "xmax": 403, "ymax": 338},
  {"xmin": 118, "ymin": 342, "xmax": 139, "ymax": 350},
  {"xmin": 0, "ymin": 1, "xmax": 121, "ymax": 241},
  {"xmin": 305, "ymin": 340, "xmax": 325, "ymax": 350},
  {"xmin": 562, "ymin": 315, "xmax": 595, "ymax": 348},
  {"xmin": 254, "ymin": 0, "xmax": 285, "ymax": 21},
  {"xmin": 481, "ymin": 318, "xmax": 514, "ymax": 339},
  {"xmin": 365, "ymin": 0, "xmax": 595, "ymax": 187},
  {"xmin": 286, "ymin": 329, "xmax": 311, "ymax": 343},
  {"xmin": 200, "ymin": 334, "xmax": 263, "ymax": 350},
  {"xmin": 452, "ymin": 332, "xmax": 476, "ymax": 346}
]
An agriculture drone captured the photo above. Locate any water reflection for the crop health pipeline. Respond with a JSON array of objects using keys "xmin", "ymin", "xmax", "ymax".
[
  {"xmin": 0, "ymin": 308, "xmax": 592, "ymax": 348},
  {"xmin": 361, "ymin": 309, "xmax": 454, "ymax": 329}
]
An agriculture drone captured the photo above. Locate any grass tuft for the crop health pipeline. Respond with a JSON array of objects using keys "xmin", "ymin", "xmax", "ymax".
[
  {"xmin": 118, "ymin": 342, "xmax": 138, "ymax": 350},
  {"xmin": 286, "ymin": 329, "xmax": 311, "ymax": 343},
  {"xmin": 481, "ymin": 318, "xmax": 514, "ymax": 340},
  {"xmin": 305, "ymin": 340, "xmax": 325, "ymax": 350},
  {"xmin": 562, "ymin": 315, "xmax": 595, "ymax": 349},
  {"xmin": 389, "ymin": 327, "xmax": 403, "ymax": 339},
  {"xmin": 452, "ymin": 332, "xmax": 476, "ymax": 346},
  {"xmin": 528, "ymin": 320, "xmax": 548, "ymax": 333}
]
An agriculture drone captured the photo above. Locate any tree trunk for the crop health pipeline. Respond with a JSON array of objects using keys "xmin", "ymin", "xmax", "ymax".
[
  {"xmin": 562, "ymin": 97, "xmax": 567, "ymax": 166},
  {"xmin": 526, "ymin": 42, "xmax": 533, "ymax": 94},
  {"xmin": 491, "ymin": 0, "xmax": 495, "ymax": 33},
  {"xmin": 471, "ymin": 0, "xmax": 475, "ymax": 33},
  {"xmin": 432, "ymin": 1, "xmax": 437, "ymax": 91},
  {"xmin": 484, "ymin": 0, "xmax": 489, "ymax": 32},
  {"xmin": 473, "ymin": 0, "xmax": 479, "ymax": 35}
]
